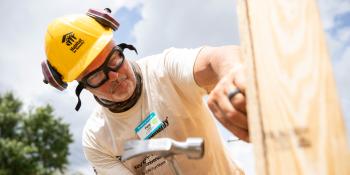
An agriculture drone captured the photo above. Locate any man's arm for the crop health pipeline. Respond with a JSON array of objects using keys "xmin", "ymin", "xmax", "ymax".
[
  {"xmin": 84, "ymin": 147, "xmax": 134, "ymax": 175},
  {"xmin": 194, "ymin": 45, "xmax": 249, "ymax": 142}
]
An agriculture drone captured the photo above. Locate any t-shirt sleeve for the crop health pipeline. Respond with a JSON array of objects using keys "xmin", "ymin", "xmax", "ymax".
[
  {"xmin": 83, "ymin": 147, "xmax": 133, "ymax": 175},
  {"xmin": 163, "ymin": 47, "xmax": 207, "ymax": 96}
]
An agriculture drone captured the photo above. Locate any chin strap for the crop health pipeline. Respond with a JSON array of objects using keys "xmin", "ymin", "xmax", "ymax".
[
  {"xmin": 74, "ymin": 43, "xmax": 138, "ymax": 111},
  {"xmin": 75, "ymin": 82, "xmax": 85, "ymax": 111}
]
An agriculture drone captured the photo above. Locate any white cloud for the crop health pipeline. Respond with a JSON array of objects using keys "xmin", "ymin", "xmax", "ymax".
[
  {"xmin": 0, "ymin": 0, "xmax": 349, "ymax": 174},
  {"xmin": 317, "ymin": 0, "xmax": 350, "ymax": 30},
  {"xmin": 132, "ymin": 0, "xmax": 239, "ymax": 57}
]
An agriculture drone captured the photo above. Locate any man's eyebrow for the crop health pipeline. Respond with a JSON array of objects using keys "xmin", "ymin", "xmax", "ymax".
[
  {"xmin": 79, "ymin": 56, "xmax": 106, "ymax": 79},
  {"xmin": 80, "ymin": 46, "xmax": 120, "ymax": 78},
  {"xmin": 109, "ymin": 51, "xmax": 121, "ymax": 61}
]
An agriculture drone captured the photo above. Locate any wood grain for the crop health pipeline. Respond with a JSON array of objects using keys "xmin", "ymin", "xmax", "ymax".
[{"xmin": 236, "ymin": 0, "xmax": 350, "ymax": 174}]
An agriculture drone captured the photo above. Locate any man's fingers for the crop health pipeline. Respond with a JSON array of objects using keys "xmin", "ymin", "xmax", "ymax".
[
  {"xmin": 226, "ymin": 84, "xmax": 247, "ymax": 115},
  {"xmin": 207, "ymin": 65, "xmax": 249, "ymax": 142},
  {"xmin": 208, "ymin": 98, "xmax": 227, "ymax": 123},
  {"xmin": 227, "ymin": 108, "xmax": 248, "ymax": 130},
  {"xmin": 230, "ymin": 93, "xmax": 247, "ymax": 115},
  {"xmin": 208, "ymin": 100, "xmax": 249, "ymax": 141},
  {"xmin": 208, "ymin": 96, "xmax": 248, "ymax": 130},
  {"xmin": 229, "ymin": 126, "xmax": 249, "ymax": 142},
  {"xmin": 232, "ymin": 65, "xmax": 246, "ymax": 93}
]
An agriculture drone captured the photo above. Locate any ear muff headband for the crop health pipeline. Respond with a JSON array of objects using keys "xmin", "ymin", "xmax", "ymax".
[{"xmin": 86, "ymin": 8, "xmax": 119, "ymax": 31}]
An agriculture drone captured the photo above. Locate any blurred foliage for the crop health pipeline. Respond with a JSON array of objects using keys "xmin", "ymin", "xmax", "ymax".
[{"xmin": 0, "ymin": 92, "xmax": 73, "ymax": 175}]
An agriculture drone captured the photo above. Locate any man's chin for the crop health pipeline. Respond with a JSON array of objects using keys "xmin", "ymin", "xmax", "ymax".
[
  {"xmin": 109, "ymin": 81, "xmax": 136, "ymax": 101},
  {"xmin": 110, "ymin": 89, "xmax": 134, "ymax": 102}
]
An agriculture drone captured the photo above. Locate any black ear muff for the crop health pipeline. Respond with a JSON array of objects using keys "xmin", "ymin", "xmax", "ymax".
[
  {"xmin": 86, "ymin": 8, "xmax": 119, "ymax": 31},
  {"xmin": 41, "ymin": 60, "xmax": 68, "ymax": 91}
]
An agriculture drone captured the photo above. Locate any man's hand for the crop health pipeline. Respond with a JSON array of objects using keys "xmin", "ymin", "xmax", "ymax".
[
  {"xmin": 193, "ymin": 46, "xmax": 249, "ymax": 141},
  {"xmin": 207, "ymin": 65, "xmax": 249, "ymax": 142}
]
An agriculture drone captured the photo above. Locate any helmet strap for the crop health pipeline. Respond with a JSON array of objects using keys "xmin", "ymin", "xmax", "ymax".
[
  {"xmin": 117, "ymin": 43, "xmax": 138, "ymax": 55},
  {"xmin": 75, "ymin": 82, "xmax": 85, "ymax": 111}
]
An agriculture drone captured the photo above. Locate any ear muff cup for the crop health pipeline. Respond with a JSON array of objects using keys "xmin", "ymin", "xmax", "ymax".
[
  {"xmin": 41, "ymin": 60, "xmax": 68, "ymax": 91},
  {"xmin": 86, "ymin": 8, "xmax": 119, "ymax": 31}
]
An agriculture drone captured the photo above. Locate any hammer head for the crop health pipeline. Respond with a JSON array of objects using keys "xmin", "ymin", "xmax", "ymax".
[{"xmin": 121, "ymin": 137, "xmax": 204, "ymax": 161}]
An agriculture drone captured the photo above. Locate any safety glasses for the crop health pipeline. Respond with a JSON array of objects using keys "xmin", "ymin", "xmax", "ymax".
[{"xmin": 80, "ymin": 46, "xmax": 125, "ymax": 88}]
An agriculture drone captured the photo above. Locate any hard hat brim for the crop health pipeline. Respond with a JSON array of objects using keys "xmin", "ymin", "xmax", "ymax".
[{"xmin": 63, "ymin": 30, "xmax": 113, "ymax": 82}]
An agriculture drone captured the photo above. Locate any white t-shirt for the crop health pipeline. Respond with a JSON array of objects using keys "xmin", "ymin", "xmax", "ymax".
[{"xmin": 82, "ymin": 47, "xmax": 244, "ymax": 175}]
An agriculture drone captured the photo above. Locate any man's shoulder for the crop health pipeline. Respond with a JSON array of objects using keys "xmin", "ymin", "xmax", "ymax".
[
  {"xmin": 82, "ymin": 106, "xmax": 111, "ymax": 149},
  {"xmin": 136, "ymin": 47, "xmax": 202, "ymax": 67},
  {"xmin": 136, "ymin": 48, "xmax": 172, "ymax": 62},
  {"xmin": 137, "ymin": 47, "xmax": 194, "ymax": 61},
  {"xmin": 83, "ymin": 106, "xmax": 106, "ymax": 135}
]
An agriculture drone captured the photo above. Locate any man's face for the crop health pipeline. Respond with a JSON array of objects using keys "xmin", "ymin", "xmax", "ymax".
[{"xmin": 77, "ymin": 41, "xmax": 137, "ymax": 102}]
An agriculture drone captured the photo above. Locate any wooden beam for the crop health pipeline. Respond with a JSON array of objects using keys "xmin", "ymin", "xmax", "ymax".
[{"xmin": 236, "ymin": 0, "xmax": 350, "ymax": 174}]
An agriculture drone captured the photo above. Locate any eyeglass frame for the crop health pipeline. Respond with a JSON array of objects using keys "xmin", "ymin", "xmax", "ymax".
[{"xmin": 79, "ymin": 46, "xmax": 125, "ymax": 88}]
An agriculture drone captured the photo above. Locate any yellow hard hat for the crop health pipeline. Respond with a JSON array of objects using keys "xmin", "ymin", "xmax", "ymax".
[
  {"xmin": 45, "ymin": 14, "xmax": 113, "ymax": 82},
  {"xmin": 42, "ymin": 9, "xmax": 140, "ymax": 112}
]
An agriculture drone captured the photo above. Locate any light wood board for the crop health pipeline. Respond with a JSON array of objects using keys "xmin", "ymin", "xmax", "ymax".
[{"xmin": 236, "ymin": 0, "xmax": 350, "ymax": 174}]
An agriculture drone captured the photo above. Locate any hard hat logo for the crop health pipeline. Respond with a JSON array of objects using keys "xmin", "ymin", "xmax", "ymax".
[
  {"xmin": 62, "ymin": 32, "xmax": 76, "ymax": 46},
  {"xmin": 62, "ymin": 32, "xmax": 85, "ymax": 53}
]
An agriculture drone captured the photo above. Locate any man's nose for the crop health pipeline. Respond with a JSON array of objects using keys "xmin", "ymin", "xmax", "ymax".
[
  {"xmin": 108, "ymin": 70, "xmax": 119, "ymax": 79},
  {"xmin": 108, "ymin": 71, "xmax": 126, "ymax": 83}
]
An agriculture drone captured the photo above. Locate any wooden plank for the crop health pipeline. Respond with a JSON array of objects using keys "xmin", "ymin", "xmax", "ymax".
[{"xmin": 236, "ymin": 0, "xmax": 350, "ymax": 174}]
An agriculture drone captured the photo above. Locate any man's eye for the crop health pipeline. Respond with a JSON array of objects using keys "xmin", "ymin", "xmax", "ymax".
[
  {"xmin": 108, "ymin": 52, "xmax": 122, "ymax": 68},
  {"xmin": 87, "ymin": 71, "xmax": 105, "ymax": 84}
]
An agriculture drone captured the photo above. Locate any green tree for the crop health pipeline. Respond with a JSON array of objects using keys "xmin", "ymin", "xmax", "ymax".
[{"xmin": 0, "ymin": 92, "xmax": 73, "ymax": 175}]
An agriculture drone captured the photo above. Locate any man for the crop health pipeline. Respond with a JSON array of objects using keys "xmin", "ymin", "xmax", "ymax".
[{"xmin": 42, "ymin": 9, "xmax": 248, "ymax": 175}]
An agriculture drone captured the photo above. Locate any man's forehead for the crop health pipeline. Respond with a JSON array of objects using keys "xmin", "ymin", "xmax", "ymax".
[
  {"xmin": 78, "ymin": 41, "xmax": 123, "ymax": 80},
  {"xmin": 77, "ymin": 48, "xmax": 111, "ymax": 80}
]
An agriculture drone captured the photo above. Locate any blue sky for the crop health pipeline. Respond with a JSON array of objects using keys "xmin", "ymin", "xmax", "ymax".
[
  {"xmin": 327, "ymin": 12, "xmax": 350, "ymax": 62},
  {"xmin": 113, "ymin": 6, "xmax": 142, "ymax": 44},
  {"xmin": 319, "ymin": 0, "xmax": 350, "ymax": 140},
  {"xmin": 0, "ymin": 0, "xmax": 349, "ymax": 174}
]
